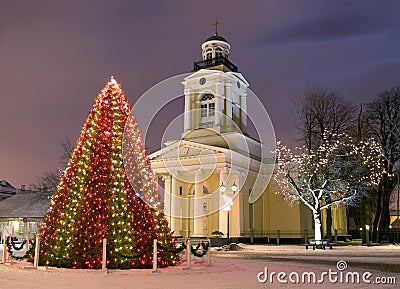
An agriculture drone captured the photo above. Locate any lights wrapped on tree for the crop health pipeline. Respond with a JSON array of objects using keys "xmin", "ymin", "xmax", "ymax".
[{"xmin": 39, "ymin": 77, "xmax": 177, "ymax": 269}]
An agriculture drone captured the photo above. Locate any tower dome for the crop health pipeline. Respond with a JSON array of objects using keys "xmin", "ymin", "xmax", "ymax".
[
  {"xmin": 193, "ymin": 21, "xmax": 238, "ymax": 72},
  {"xmin": 201, "ymin": 20, "xmax": 230, "ymax": 61}
]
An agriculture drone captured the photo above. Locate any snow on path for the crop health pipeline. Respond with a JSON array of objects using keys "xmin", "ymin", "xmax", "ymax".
[{"xmin": 1, "ymin": 244, "xmax": 399, "ymax": 289}]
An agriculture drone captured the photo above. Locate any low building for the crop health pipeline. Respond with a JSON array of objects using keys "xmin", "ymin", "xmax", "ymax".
[{"xmin": 0, "ymin": 189, "xmax": 50, "ymax": 239}]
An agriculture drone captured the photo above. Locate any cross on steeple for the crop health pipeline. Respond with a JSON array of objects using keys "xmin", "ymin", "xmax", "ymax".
[{"xmin": 213, "ymin": 20, "xmax": 220, "ymax": 35}]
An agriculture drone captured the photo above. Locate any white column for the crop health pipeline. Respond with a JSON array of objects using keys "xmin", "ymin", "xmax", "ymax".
[
  {"xmin": 225, "ymin": 82, "xmax": 233, "ymax": 130},
  {"xmin": 184, "ymin": 89, "xmax": 193, "ymax": 131},
  {"xmin": 231, "ymin": 178, "xmax": 240, "ymax": 238},
  {"xmin": 171, "ymin": 174, "xmax": 181, "ymax": 236},
  {"xmin": 215, "ymin": 80, "xmax": 223, "ymax": 126},
  {"xmin": 163, "ymin": 175, "xmax": 172, "ymax": 228},
  {"xmin": 240, "ymin": 91, "xmax": 247, "ymax": 134},
  {"xmin": 193, "ymin": 171, "xmax": 204, "ymax": 236},
  {"xmin": 219, "ymin": 168, "xmax": 229, "ymax": 236}
]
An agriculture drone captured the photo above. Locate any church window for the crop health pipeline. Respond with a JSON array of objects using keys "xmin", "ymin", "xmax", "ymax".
[
  {"xmin": 199, "ymin": 93, "xmax": 215, "ymax": 128},
  {"xmin": 215, "ymin": 47, "xmax": 223, "ymax": 59},
  {"xmin": 208, "ymin": 102, "xmax": 215, "ymax": 116},
  {"xmin": 201, "ymin": 93, "xmax": 214, "ymax": 101},
  {"xmin": 201, "ymin": 104, "xmax": 208, "ymax": 117},
  {"xmin": 206, "ymin": 48, "xmax": 213, "ymax": 60}
]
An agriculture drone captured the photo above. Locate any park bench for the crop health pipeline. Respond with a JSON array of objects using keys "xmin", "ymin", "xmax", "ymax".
[{"xmin": 305, "ymin": 239, "xmax": 333, "ymax": 250}]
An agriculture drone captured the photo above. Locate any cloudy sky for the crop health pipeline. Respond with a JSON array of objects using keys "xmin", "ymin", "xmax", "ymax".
[{"xmin": 1, "ymin": 0, "xmax": 400, "ymax": 187}]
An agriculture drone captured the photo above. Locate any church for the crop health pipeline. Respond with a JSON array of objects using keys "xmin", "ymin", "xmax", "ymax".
[{"xmin": 149, "ymin": 26, "xmax": 347, "ymax": 243}]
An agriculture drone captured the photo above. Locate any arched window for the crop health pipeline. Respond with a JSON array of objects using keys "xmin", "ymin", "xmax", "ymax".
[
  {"xmin": 215, "ymin": 47, "xmax": 223, "ymax": 59},
  {"xmin": 206, "ymin": 48, "xmax": 213, "ymax": 60},
  {"xmin": 199, "ymin": 93, "xmax": 215, "ymax": 128}
]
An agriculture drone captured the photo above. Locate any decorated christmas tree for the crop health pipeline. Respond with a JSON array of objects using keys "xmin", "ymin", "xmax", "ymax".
[{"xmin": 38, "ymin": 77, "xmax": 177, "ymax": 269}]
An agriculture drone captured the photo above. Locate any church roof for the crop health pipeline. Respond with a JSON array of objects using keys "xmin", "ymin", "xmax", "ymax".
[{"xmin": 205, "ymin": 33, "xmax": 227, "ymax": 42}]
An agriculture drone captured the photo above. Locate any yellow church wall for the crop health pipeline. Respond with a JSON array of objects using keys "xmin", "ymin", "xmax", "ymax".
[
  {"xmin": 321, "ymin": 204, "xmax": 348, "ymax": 237},
  {"xmin": 239, "ymin": 187, "xmax": 250, "ymax": 236},
  {"xmin": 252, "ymin": 193, "xmax": 264, "ymax": 237},
  {"xmin": 263, "ymin": 178, "xmax": 305, "ymax": 239},
  {"xmin": 299, "ymin": 202, "xmax": 314, "ymax": 241},
  {"xmin": 202, "ymin": 173, "xmax": 220, "ymax": 235},
  {"xmin": 238, "ymin": 174, "xmax": 262, "ymax": 237},
  {"xmin": 155, "ymin": 163, "xmax": 331, "ymax": 240},
  {"xmin": 171, "ymin": 173, "xmax": 224, "ymax": 237}
]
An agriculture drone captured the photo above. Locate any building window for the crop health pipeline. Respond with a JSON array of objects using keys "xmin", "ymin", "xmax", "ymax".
[
  {"xmin": 201, "ymin": 94, "xmax": 214, "ymax": 101},
  {"xmin": 205, "ymin": 47, "xmax": 213, "ymax": 60},
  {"xmin": 215, "ymin": 47, "xmax": 223, "ymax": 59},
  {"xmin": 199, "ymin": 93, "xmax": 215, "ymax": 128},
  {"xmin": 179, "ymin": 186, "xmax": 183, "ymax": 195},
  {"xmin": 200, "ymin": 94, "xmax": 215, "ymax": 119},
  {"xmin": 201, "ymin": 104, "xmax": 208, "ymax": 117},
  {"xmin": 208, "ymin": 102, "xmax": 215, "ymax": 116}
]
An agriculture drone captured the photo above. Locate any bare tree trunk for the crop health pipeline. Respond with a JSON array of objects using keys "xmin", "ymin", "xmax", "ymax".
[
  {"xmin": 326, "ymin": 207, "xmax": 332, "ymax": 240},
  {"xmin": 372, "ymin": 184, "xmax": 383, "ymax": 242},
  {"xmin": 313, "ymin": 210, "xmax": 323, "ymax": 240},
  {"xmin": 357, "ymin": 104, "xmax": 368, "ymax": 243},
  {"xmin": 378, "ymin": 178, "xmax": 395, "ymax": 242},
  {"xmin": 359, "ymin": 196, "xmax": 367, "ymax": 243}
]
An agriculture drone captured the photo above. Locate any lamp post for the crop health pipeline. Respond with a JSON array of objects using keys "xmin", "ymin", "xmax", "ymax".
[
  {"xmin": 220, "ymin": 182, "xmax": 237, "ymax": 244},
  {"xmin": 365, "ymin": 225, "xmax": 370, "ymax": 245},
  {"xmin": 227, "ymin": 207, "xmax": 230, "ymax": 243}
]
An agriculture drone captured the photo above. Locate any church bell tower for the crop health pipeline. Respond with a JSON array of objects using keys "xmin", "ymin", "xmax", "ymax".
[{"xmin": 182, "ymin": 22, "xmax": 249, "ymax": 138}]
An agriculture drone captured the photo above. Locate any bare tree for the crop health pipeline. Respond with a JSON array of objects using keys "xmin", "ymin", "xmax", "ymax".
[
  {"xmin": 30, "ymin": 138, "xmax": 74, "ymax": 196},
  {"xmin": 293, "ymin": 86, "xmax": 356, "ymax": 239},
  {"xmin": 294, "ymin": 86, "xmax": 356, "ymax": 150},
  {"xmin": 364, "ymin": 86, "xmax": 400, "ymax": 242},
  {"xmin": 30, "ymin": 170, "xmax": 62, "ymax": 197},
  {"xmin": 59, "ymin": 138, "xmax": 74, "ymax": 169},
  {"xmin": 274, "ymin": 133, "xmax": 383, "ymax": 240}
]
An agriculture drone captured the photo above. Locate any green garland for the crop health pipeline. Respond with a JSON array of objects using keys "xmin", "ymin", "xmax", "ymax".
[
  {"xmin": 190, "ymin": 242, "xmax": 209, "ymax": 257},
  {"xmin": 112, "ymin": 243, "xmax": 153, "ymax": 260},
  {"xmin": 112, "ymin": 241, "xmax": 186, "ymax": 260},
  {"xmin": 4, "ymin": 237, "xmax": 206, "ymax": 263},
  {"xmin": 5, "ymin": 237, "xmax": 35, "ymax": 261}
]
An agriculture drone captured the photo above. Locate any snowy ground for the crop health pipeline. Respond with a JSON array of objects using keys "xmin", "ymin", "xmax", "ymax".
[{"xmin": 1, "ymin": 244, "xmax": 399, "ymax": 289}]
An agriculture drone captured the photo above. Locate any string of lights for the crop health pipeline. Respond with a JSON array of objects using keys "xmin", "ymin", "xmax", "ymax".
[{"xmin": 38, "ymin": 77, "xmax": 177, "ymax": 269}]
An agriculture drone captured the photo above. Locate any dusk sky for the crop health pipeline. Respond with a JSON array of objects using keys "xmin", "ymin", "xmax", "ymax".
[{"xmin": 1, "ymin": 0, "xmax": 400, "ymax": 187}]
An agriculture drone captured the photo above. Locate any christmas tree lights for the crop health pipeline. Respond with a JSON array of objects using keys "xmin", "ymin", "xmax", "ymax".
[{"xmin": 39, "ymin": 77, "xmax": 177, "ymax": 269}]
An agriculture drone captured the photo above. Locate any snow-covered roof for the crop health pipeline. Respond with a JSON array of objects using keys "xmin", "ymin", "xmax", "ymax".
[{"xmin": 0, "ymin": 190, "xmax": 50, "ymax": 219}]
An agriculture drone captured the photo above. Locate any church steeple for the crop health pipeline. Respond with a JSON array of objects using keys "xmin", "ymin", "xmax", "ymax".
[
  {"xmin": 193, "ymin": 22, "xmax": 238, "ymax": 72},
  {"xmin": 184, "ymin": 25, "xmax": 249, "ymax": 136}
]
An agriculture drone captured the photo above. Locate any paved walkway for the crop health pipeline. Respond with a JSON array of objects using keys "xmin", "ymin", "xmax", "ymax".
[
  {"xmin": 213, "ymin": 244, "xmax": 400, "ymax": 272},
  {"xmin": 0, "ymin": 244, "xmax": 399, "ymax": 288}
]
